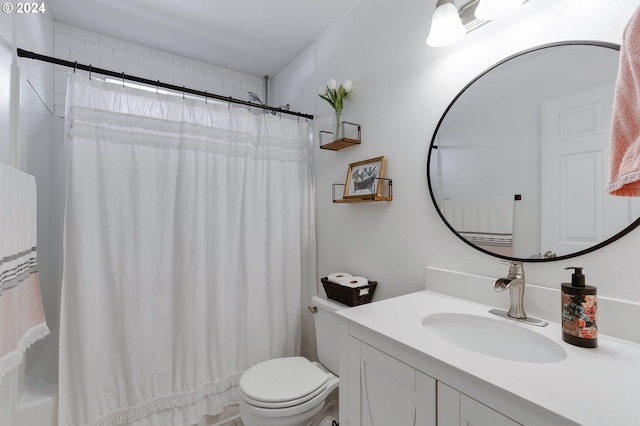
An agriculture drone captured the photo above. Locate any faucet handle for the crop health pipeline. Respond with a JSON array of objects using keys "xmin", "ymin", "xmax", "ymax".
[{"xmin": 500, "ymin": 261, "xmax": 524, "ymax": 276}]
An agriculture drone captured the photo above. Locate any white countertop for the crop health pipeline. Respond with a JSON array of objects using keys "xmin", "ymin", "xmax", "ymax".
[{"xmin": 337, "ymin": 290, "xmax": 640, "ymax": 426}]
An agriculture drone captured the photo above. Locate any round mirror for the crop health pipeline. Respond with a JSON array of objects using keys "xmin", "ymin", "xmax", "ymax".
[{"xmin": 427, "ymin": 41, "xmax": 640, "ymax": 262}]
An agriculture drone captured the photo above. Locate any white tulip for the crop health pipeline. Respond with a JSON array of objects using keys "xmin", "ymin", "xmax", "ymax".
[
  {"xmin": 343, "ymin": 79, "xmax": 353, "ymax": 93},
  {"xmin": 318, "ymin": 86, "xmax": 328, "ymax": 96},
  {"xmin": 327, "ymin": 79, "xmax": 337, "ymax": 90}
]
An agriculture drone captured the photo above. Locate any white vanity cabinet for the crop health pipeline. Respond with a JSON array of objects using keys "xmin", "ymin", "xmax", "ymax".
[
  {"xmin": 437, "ymin": 382, "xmax": 520, "ymax": 426},
  {"xmin": 347, "ymin": 338, "xmax": 436, "ymax": 426},
  {"xmin": 346, "ymin": 336, "xmax": 520, "ymax": 426},
  {"xmin": 338, "ymin": 290, "xmax": 640, "ymax": 425}
]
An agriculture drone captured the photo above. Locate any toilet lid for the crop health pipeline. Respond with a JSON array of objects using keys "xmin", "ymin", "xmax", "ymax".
[{"xmin": 240, "ymin": 357, "xmax": 329, "ymax": 405}]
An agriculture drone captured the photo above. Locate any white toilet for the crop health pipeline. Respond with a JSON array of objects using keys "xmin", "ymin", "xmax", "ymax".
[{"xmin": 239, "ymin": 295, "xmax": 347, "ymax": 426}]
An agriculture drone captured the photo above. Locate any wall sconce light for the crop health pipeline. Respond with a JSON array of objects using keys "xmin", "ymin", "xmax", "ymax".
[
  {"xmin": 426, "ymin": 0, "xmax": 466, "ymax": 47},
  {"xmin": 426, "ymin": 0, "xmax": 526, "ymax": 47}
]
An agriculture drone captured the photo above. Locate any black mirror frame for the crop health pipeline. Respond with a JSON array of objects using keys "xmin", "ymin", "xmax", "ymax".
[{"xmin": 427, "ymin": 41, "xmax": 640, "ymax": 263}]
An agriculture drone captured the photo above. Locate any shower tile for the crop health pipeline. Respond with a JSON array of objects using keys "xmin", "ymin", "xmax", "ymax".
[
  {"xmin": 174, "ymin": 55, "xmax": 196, "ymax": 69},
  {"xmin": 163, "ymin": 62, "xmax": 186, "ymax": 76},
  {"xmin": 100, "ymin": 35, "xmax": 127, "ymax": 51},
  {"xmin": 223, "ymin": 77, "xmax": 241, "ymax": 90},
  {"xmin": 150, "ymin": 69, "xmax": 173, "ymax": 84},
  {"xmin": 69, "ymin": 50, "xmax": 100, "ymax": 68},
  {"xmin": 99, "ymin": 58, "xmax": 127, "ymax": 74},
  {"xmin": 55, "ymin": 34, "xmax": 85, "ymax": 51},
  {"xmin": 193, "ymin": 79, "xmax": 214, "ymax": 93},
  {"xmin": 85, "ymin": 42, "xmax": 114, "ymax": 59},
  {"xmin": 55, "ymin": 23, "xmax": 267, "ymax": 118},
  {"xmin": 54, "ymin": 45, "xmax": 70, "ymax": 60},
  {"xmin": 70, "ymin": 26, "xmax": 100, "ymax": 44},
  {"xmin": 173, "ymin": 75, "xmax": 195, "ymax": 89},
  {"xmin": 114, "ymin": 49, "xmax": 140, "ymax": 65},
  {"xmin": 139, "ymin": 56, "xmax": 164, "ymax": 71},
  {"xmin": 54, "ymin": 81, "xmax": 66, "ymax": 95},
  {"xmin": 232, "ymin": 70, "xmax": 252, "ymax": 83},
  {"xmin": 185, "ymin": 68, "xmax": 205, "ymax": 81},
  {"xmin": 150, "ymin": 48, "xmax": 175, "ymax": 63},
  {"xmin": 126, "ymin": 42, "xmax": 151, "ymax": 58},
  {"xmin": 126, "ymin": 63, "xmax": 152, "ymax": 79},
  {"xmin": 204, "ymin": 74, "xmax": 224, "ymax": 85},
  {"xmin": 54, "ymin": 22, "xmax": 70, "ymax": 36},
  {"xmin": 195, "ymin": 60, "xmax": 215, "ymax": 74},
  {"xmin": 213, "ymin": 65, "xmax": 233, "ymax": 79}
]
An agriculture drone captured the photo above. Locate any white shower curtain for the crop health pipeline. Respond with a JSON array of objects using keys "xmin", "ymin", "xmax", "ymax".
[{"xmin": 59, "ymin": 74, "xmax": 314, "ymax": 426}]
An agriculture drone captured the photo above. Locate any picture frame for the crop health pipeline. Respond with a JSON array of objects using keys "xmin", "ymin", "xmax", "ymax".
[{"xmin": 343, "ymin": 156, "xmax": 387, "ymax": 199}]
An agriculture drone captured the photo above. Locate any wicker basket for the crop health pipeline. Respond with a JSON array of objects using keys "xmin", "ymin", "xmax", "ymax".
[{"xmin": 321, "ymin": 277, "xmax": 377, "ymax": 307}]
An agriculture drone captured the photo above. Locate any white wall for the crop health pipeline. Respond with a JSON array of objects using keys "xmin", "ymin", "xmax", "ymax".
[
  {"xmin": 0, "ymin": 7, "xmax": 56, "ymax": 424},
  {"xmin": 268, "ymin": 46, "xmax": 319, "ymax": 360},
  {"xmin": 0, "ymin": 13, "xmax": 17, "ymax": 166},
  {"xmin": 285, "ymin": 0, "xmax": 640, "ymax": 320}
]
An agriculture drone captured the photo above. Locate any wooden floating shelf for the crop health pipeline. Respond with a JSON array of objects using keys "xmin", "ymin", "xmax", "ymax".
[
  {"xmin": 332, "ymin": 179, "xmax": 393, "ymax": 203},
  {"xmin": 333, "ymin": 195, "xmax": 392, "ymax": 203},
  {"xmin": 321, "ymin": 138, "xmax": 361, "ymax": 151},
  {"xmin": 319, "ymin": 121, "xmax": 361, "ymax": 151}
]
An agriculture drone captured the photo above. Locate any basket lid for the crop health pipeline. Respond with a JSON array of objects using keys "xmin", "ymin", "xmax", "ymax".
[{"xmin": 240, "ymin": 357, "xmax": 328, "ymax": 405}]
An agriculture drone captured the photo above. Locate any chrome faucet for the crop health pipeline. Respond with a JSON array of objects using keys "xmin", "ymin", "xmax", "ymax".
[
  {"xmin": 493, "ymin": 261, "xmax": 527, "ymax": 320},
  {"xmin": 491, "ymin": 262, "xmax": 548, "ymax": 327}
]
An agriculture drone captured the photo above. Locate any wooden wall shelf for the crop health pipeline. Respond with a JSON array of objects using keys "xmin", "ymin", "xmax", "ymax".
[
  {"xmin": 320, "ymin": 121, "xmax": 361, "ymax": 151},
  {"xmin": 332, "ymin": 179, "xmax": 393, "ymax": 203},
  {"xmin": 320, "ymin": 137, "xmax": 361, "ymax": 151}
]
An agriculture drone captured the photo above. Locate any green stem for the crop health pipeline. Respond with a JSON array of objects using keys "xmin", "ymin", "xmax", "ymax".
[{"xmin": 334, "ymin": 109, "xmax": 343, "ymax": 140}]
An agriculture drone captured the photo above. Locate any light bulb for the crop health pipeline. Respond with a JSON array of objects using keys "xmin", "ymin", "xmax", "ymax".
[{"xmin": 426, "ymin": 0, "xmax": 466, "ymax": 47}]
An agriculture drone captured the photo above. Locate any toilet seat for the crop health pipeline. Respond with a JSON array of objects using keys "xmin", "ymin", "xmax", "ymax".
[{"xmin": 240, "ymin": 357, "xmax": 331, "ymax": 409}]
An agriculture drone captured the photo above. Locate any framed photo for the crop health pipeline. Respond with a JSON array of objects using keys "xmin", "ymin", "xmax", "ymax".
[{"xmin": 343, "ymin": 156, "xmax": 387, "ymax": 199}]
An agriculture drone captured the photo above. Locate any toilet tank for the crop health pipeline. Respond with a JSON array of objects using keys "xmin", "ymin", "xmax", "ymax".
[{"xmin": 311, "ymin": 295, "xmax": 348, "ymax": 376}]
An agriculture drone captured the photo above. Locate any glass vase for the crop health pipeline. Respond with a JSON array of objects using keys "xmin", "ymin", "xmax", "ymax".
[{"xmin": 333, "ymin": 109, "xmax": 344, "ymax": 140}]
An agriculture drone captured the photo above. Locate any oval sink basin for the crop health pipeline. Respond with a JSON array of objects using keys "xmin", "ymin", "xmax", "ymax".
[{"xmin": 422, "ymin": 313, "xmax": 567, "ymax": 363}]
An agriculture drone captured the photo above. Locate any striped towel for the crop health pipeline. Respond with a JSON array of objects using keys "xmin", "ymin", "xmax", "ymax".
[{"xmin": 0, "ymin": 162, "xmax": 49, "ymax": 380}]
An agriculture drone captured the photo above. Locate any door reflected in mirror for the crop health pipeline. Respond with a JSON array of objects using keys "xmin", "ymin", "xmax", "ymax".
[{"xmin": 428, "ymin": 42, "xmax": 640, "ymax": 262}]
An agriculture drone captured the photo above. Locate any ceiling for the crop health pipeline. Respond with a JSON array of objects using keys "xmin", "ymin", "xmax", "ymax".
[{"xmin": 45, "ymin": 0, "xmax": 363, "ymax": 77}]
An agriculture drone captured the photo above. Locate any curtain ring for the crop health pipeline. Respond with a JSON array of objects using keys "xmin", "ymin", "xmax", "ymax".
[
  {"xmin": 73, "ymin": 61, "xmax": 77, "ymax": 73},
  {"xmin": 182, "ymin": 86, "xmax": 185, "ymax": 100},
  {"xmin": 228, "ymin": 96, "xmax": 232, "ymax": 109},
  {"xmin": 204, "ymin": 91, "xmax": 208, "ymax": 104},
  {"xmin": 156, "ymin": 80, "xmax": 160, "ymax": 94},
  {"xmin": 89, "ymin": 64, "xmax": 92, "ymax": 80},
  {"xmin": 121, "ymin": 72, "xmax": 125, "ymax": 87}
]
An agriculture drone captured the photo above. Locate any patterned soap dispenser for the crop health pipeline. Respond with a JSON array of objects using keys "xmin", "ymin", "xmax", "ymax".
[{"xmin": 561, "ymin": 267, "xmax": 597, "ymax": 348}]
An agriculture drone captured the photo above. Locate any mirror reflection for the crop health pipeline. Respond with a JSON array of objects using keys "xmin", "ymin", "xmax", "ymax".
[{"xmin": 428, "ymin": 42, "xmax": 640, "ymax": 261}]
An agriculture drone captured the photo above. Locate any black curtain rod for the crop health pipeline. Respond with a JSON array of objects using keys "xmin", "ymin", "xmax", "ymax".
[{"xmin": 17, "ymin": 48, "xmax": 314, "ymax": 120}]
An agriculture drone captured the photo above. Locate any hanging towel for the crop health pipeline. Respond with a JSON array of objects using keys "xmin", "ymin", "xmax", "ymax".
[
  {"xmin": 441, "ymin": 195, "xmax": 515, "ymax": 256},
  {"xmin": 608, "ymin": 6, "xmax": 640, "ymax": 196},
  {"xmin": 0, "ymin": 162, "xmax": 49, "ymax": 380}
]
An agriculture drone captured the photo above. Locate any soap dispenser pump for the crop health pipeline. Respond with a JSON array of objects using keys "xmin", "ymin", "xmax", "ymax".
[{"xmin": 561, "ymin": 267, "xmax": 597, "ymax": 348}]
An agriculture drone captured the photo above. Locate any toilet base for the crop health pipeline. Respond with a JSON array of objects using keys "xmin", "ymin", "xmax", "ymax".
[{"xmin": 240, "ymin": 388, "xmax": 338, "ymax": 426}]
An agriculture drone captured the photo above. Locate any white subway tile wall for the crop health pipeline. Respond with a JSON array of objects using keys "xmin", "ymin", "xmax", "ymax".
[{"xmin": 53, "ymin": 22, "xmax": 266, "ymax": 117}]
